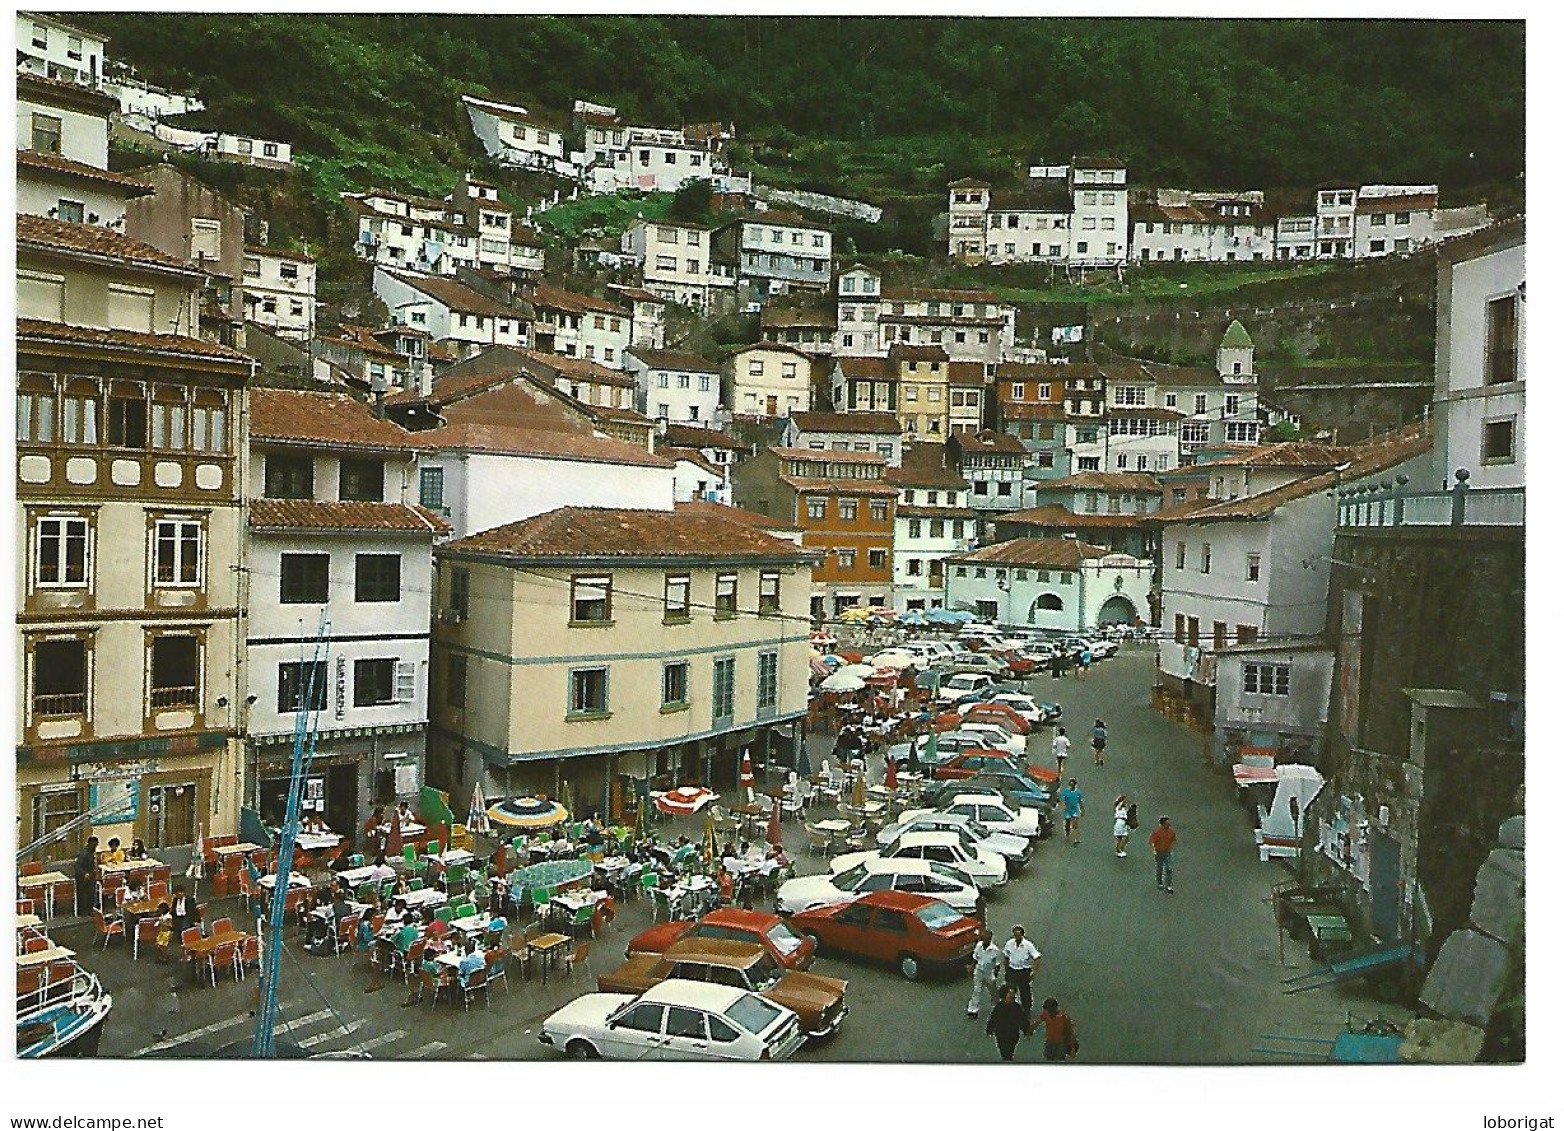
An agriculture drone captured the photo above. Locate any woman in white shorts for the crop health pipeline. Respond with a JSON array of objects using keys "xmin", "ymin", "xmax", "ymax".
[{"xmin": 1112, "ymin": 795, "xmax": 1130, "ymax": 857}]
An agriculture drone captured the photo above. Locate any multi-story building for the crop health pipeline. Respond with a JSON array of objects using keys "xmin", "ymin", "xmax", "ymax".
[
  {"xmin": 245, "ymin": 389, "xmax": 445, "ymax": 831},
  {"xmin": 888, "ymin": 344, "xmax": 950, "ymax": 440},
  {"xmin": 373, "ymin": 267, "xmax": 527, "ymax": 361},
  {"xmin": 948, "ymin": 362, "xmax": 987, "ymax": 435},
  {"xmin": 345, "ymin": 184, "xmax": 527, "ymax": 279},
  {"xmin": 996, "ymin": 361, "xmax": 1068, "ymax": 479},
  {"xmin": 946, "ymin": 157, "xmax": 1129, "ymax": 267},
  {"xmin": 579, "ymin": 122, "xmax": 751, "ymax": 196},
  {"xmin": 621, "ymin": 217, "xmax": 738, "ymax": 314},
  {"xmin": 427, "ymin": 504, "xmax": 814, "ymax": 812},
  {"xmin": 946, "ymin": 430, "xmax": 1029, "ymax": 518},
  {"xmin": 16, "ymin": 12, "xmax": 107, "ymax": 86},
  {"xmin": 832, "ymin": 355, "xmax": 898, "ymax": 416},
  {"xmin": 16, "ymin": 214, "xmax": 254, "ymax": 862},
  {"xmin": 526, "ymin": 283, "xmax": 631, "ymax": 366},
  {"xmin": 999, "ymin": 471, "xmax": 1163, "ymax": 557},
  {"xmin": 626, "ymin": 348, "xmax": 723, "ymax": 427},
  {"xmin": 889, "ymin": 443, "xmax": 977, "ymax": 612},
  {"xmin": 1064, "ymin": 158, "xmax": 1131, "ymax": 265},
  {"xmin": 1352, "ymin": 185, "xmax": 1439, "ymax": 259},
  {"xmin": 1313, "ymin": 182, "xmax": 1359, "ymax": 259},
  {"xmin": 17, "ymin": 73, "xmax": 149, "ymax": 228},
  {"xmin": 944, "ymin": 540, "xmax": 1153, "ymax": 631},
  {"xmin": 760, "ymin": 296, "xmax": 836, "ymax": 356},
  {"xmin": 723, "ymin": 343, "xmax": 814, "ymax": 419},
  {"xmin": 444, "ymin": 173, "xmax": 520, "ymax": 277},
  {"xmin": 733, "ymin": 448, "xmax": 897, "ymax": 619},
  {"xmin": 607, "ymin": 285, "xmax": 668, "ymax": 350},
  {"xmin": 833, "ymin": 263, "xmax": 883, "ymax": 357},
  {"xmin": 834, "ymin": 264, "xmax": 1015, "ymax": 365},
  {"xmin": 1130, "ymin": 192, "xmax": 1276, "ymax": 263},
  {"xmin": 516, "ymin": 349, "xmax": 640, "ymax": 415},
  {"xmin": 782, "ymin": 411, "xmax": 903, "ymax": 464},
  {"xmin": 240, "ymin": 245, "xmax": 316, "ymax": 340},
  {"xmin": 713, "ymin": 210, "xmax": 833, "ymax": 296},
  {"xmin": 460, "ymin": 94, "xmax": 568, "ymax": 172}
]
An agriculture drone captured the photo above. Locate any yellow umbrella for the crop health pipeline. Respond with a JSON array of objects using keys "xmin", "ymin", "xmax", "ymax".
[
  {"xmin": 852, "ymin": 770, "xmax": 867, "ymax": 809},
  {"xmin": 701, "ymin": 810, "xmax": 719, "ymax": 865}
]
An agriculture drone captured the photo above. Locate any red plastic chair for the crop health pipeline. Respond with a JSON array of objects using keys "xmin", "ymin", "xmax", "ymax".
[
  {"xmin": 133, "ymin": 917, "xmax": 161, "ymax": 961},
  {"xmin": 93, "ymin": 909, "xmax": 125, "ymax": 950}
]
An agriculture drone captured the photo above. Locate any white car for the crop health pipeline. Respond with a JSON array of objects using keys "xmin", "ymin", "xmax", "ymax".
[
  {"xmin": 876, "ymin": 812, "xmax": 1032, "ymax": 872},
  {"xmin": 905, "ymin": 794, "xmax": 1041, "ymax": 841},
  {"xmin": 830, "ymin": 830, "xmax": 1008, "ymax": 891},
  {"xmin": 961, "ymin": 693, "xmax": 1044, "ymax": 726},
  {"xmin": 949, "ymin": 724, "xmax": 1027, "ymax": 757},
  {"xmin": 539, "ymin": 979, "xmax": 806, "ymax": 1061},
  {"xmin": 885, "ymin": 732, "xmax": 987, "ymax": 768},
  {"xmin": 934, "ymin": 672, "xmax": 993, "ymax": 703},
  {"xmin": 775, "ymin": 857, "xmax": 983, "ymax": 916}
]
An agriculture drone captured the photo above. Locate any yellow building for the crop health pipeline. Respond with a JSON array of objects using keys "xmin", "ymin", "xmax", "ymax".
[
  {"xmin": 17, "ymin": 215, "xmax": 253, "ymax": 864},
  {"xmin": 427, "ymin": 503, "xmax": 817, "ymax": 819},
  {"xmin": 889, "ymin": 343, "xmax": 951, "ymax": 440}
]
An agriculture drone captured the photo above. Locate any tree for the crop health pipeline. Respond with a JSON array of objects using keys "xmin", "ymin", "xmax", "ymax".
[{"xmin": 669, "ymin": 178, "xmax": 714, "ymax": 222}]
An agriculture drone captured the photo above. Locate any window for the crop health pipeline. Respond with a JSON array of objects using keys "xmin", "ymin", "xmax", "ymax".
[
  {"xmin": 448, "ymin": 567, "xmax": 470, "ymax": 622},
  {"xmin": 32, "ymin": 637, "xmax": 87, "ymax": 718},
  {"xmin": 758, "ymin": 651, "xmax": 779, "ymax": 713},
  {"xmin": 715, "ymin": 572, "xmax": 738, "ymax": 617},
  {"xmin": 1482, "ymin": 419, "xmax": 1515, "ymax": 464},
  {"xmin": 1212, "ymin": 621, "xmax": 1228, "ymax": 651},
  {"xmin": 748, "ymin": 359, "xmax": 764, "ymax": 376},
  {"xmin": 340, "ymin": 458, "xmax": 385, "ymax": 502},
  {"xmin": 35, "ymin": 516, "xmax": 89, "ymax": 588},
  {"xmin": 571, "ymin": 575, "xmax": 612, "ymax": 623},
  {"xmin": 56, "ymin": 198, "xmax": 85, "ymax": 224},
  {"xmin": 31, "ymin": 113, "xmax": 62, "ymax": 154},
  {"xmin": 419, "ymin": 466, "xmax": 445, "ymax": 511},
  {"xmin": 805, "ymin": 498, "xmax": 826, "ymax": 521},
  {"xmin": 707, "ymin": 656, "xmax": 738, "ymax": 724},
  {"xmin": 1246, "ymin": 552, "xmax": 1261, "ymax": 583},
  {"xmin": 280, "ymin": 553, "xmax": 329, "ymax": 604},
  {"xmin": 908, "ymin": 518, "xmax": 923, "ymax": 539},
  {"xmin": 908, "ymin": 559, "xmax": 923, "ymax": 577},
  {"xmin": 1243, "ymin": 663, "xmax": 1291, "ymax": 697},
  {"xmin": 446, "ymin": 654, "xmax": 467, "ymax": 709},
  {"xmin": 664, "ymin": 574, "xmax": 691, "ymax": 620},
  {"xmin": 17, "ymin": 375, "xmax": 57, "ymax": 443},
  {"xmin": 278, "ymin": 660, "xmax": 328, "ymax": 713},
  {"xmin": 869, "ymin": 500, "xmax": 888, "ymax": 522},
  {"xmin": 759, "ymin": 571, "xmax": 781, "ymax": 614},
  {"xmin": 356, "ymin": 554, "xmax": 401, "ymax": 603},
  {"xmin": 1236, "ymin": 625, "xmax": 1259, "ymax": 645},
  {"xmin": 836, "ymin": 549, "xmax": 856, "ymax": 570},
  {"xmin": 353, "ymin": 658, "xmax": 398, "ymax": 706},
  {"xmin": 154, "ymin": 519, "xmax": 202, "ymax": 587},
  {"xmin": 265, "ymin": 453, "xmax": 313, "ymax": 499},
  {"xmin": 107, "ymin": 383, "xmax": 148, "ymax": 448},
  {"xmin": 868, "ymin": 549, "xmax": 887, "ymax": 569},
  {"xmin": 190, "ymin": 218, "xmax": 222, "ymax": 259},
  {"xmin": 662, "ymin": 662, "xmax": 689, "ymax": 708},
  {"xmin": 1224, "ymin": 394, "xmax": 1240, "ymax": 417},
  {"xmin": 1201, "ymin": 544, "xmax": 1212, "ymax": 574},
  {"xmin": 569, "ymin": 668, "xmax": 610, "ymax": 716},
  {"xmin": 1193, "ymin": 394, "xmax": 1208, "ymax": 416},
  {"xmin": 838, "ymin": 499, "xmax": 858, "ymax": 521},
  {"xmin": 1485, "ymin": 296, "xmax": 1519, "ymax": 385}
]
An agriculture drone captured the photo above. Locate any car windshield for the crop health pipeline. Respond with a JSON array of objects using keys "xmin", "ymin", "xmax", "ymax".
[
  {"xmin": 724, "ymin": 994, "xmax": 783, "ymax": 1035},
  {"xmin": 913, "ymin": 901, "xmax": 966, "ymax": 931},
  {"xmin": 929, "ymin": 861, "xmax": 967, "ymax": 884},
  {"xmin": 765, "ymin": 922, "xmax": 803, "ymax": 955},
  {"xmin": 833, "ymin": 864, "xmax": 868, "ymax": 889}
]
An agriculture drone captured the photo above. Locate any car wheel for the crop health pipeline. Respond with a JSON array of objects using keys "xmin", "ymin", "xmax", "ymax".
[
  {"xmin": 565, "ymin": 1039, "xmax": 599, "ymax": 1059},
  {"xmin": 898, "ymin": 953, "xmax": 921, "ymax": 981}
]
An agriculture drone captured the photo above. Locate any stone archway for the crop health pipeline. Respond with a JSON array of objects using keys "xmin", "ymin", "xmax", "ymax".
[{"xmin": 1097, "ymin": 594, "xmax": 1138, "ymax": 625}]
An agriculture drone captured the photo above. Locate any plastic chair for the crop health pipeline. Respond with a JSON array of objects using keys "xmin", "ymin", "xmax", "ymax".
[
  {"xmin": 93, "ymin": 909, "xmax": 125, "ymax": 950},
  {"xmin": 211, "ymin": 917, "xmax": 233, "ymax": 936},
  {"xmin": 484, "ymin": 950, "xmax": 509, "ymax": 995},
  {"xmin": 569, "ymin": 903, "xmax": 596, "ymax": 939},
  {"xmin": 562, "ymin": 941, "xmax": 590, "ymax": 981},
  {"xmin": 409, "ymin": 877, "xmax": 425, "ymax": 891},
  {"xmin": 235, "ymin": 934, "xmax": 261, "ymax": 981},
  {"xmin": 455, "ymin": 902, "xmax": 477, "ymax": 920},
  {"xmin": 402, "ymin": 845, "xmax": 418, "ymax": 866},
  {"xmin": 417, "ymin": 968, "xmax": 455, "ymax": 1011},
  {"xmin": 21, "ymin": 861, "xmax": 44, "ymax": 877},
  {"xmin": 435, "ymin": 907, "xmax": 454, "ymax": 925},
  {"xmin": 460, "ymin": 967, "xmax": 488, "ymax": 1011}
]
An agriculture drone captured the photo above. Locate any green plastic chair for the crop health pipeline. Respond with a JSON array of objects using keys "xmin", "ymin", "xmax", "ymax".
[
  {"xmin": 456, "ymin": 902, "xmax": 477, "ymax": 919},
  {"xmin": 402, "ymin": 845, "xmax": 418, "ymax": 866},
  {"xmin": 569, "ymin": 904, "xmax": 595, "ymax": 939},
  {"xmin": 355, "ymin": 883, "xmax": 376, "ymax": 903},
  {"xmin": 435, "ymin": 907, "xmax": 454, "ymax": 924},
  {"xmin": 425, "ymin": 840, "xmax": 441, "ymax": 856},
  {"xmin": 639, "ymin": 871, "xmax": 659, "ymax": 893},
  {"xmin": 512, "ymin": 837, "xmax": 525, "ymax": 852},
  {"xmin": 409, "ymin": 878, "xmax": 425, "ymax": 891}
]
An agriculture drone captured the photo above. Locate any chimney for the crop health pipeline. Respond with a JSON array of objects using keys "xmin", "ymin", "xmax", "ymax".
[
  {"xmin": 416, "ymin": 359, "xmax": 433, "ymax": 399},
  {"xmin": 371, "ymin": 371, "xmax": 388, "ymax": 419}
]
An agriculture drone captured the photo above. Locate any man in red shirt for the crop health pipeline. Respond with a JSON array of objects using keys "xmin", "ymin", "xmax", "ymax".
[{"xmin": 1150, "ymin": 816, "xmax": 1176, "ymax": 893}]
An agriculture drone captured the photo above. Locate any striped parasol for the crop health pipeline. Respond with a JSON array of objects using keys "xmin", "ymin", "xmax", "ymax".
[
  {"xmin": 485, "ymin": 796, "xmax": 570, "ymax": 830},
  {"xmin": 740, "ymin": 752, "xmax": 754, "ymax": 800},
  {"xmin": 701, "ymin": 811, "xmax": 719, "ymax": 865},
  {"xmin": 767, "ymin": 797, "xmax": 783, "ymax": 850}
]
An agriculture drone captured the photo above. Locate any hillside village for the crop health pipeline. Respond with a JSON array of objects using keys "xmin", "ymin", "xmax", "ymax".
[{"xmin": 14, "ymin": 12, "xmax": 1526, "ymax": 1068}]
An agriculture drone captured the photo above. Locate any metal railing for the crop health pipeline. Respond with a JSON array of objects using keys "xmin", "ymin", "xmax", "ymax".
[
  {"xmin": 32, "ymin": 692, "xmax": 86, "ymax": 717},
  {"xmin": 1336, "ymin": 469, "xmax": 1524, "ymax": 529},
  {"xmin": 150, "ymin": 685, "xmax": 200, "ymax": 710}
]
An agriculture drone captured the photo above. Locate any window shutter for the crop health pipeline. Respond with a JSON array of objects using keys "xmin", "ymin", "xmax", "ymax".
[{"xmin": 395, "ymin": 661, "xmax": 416, "ymax": 703}]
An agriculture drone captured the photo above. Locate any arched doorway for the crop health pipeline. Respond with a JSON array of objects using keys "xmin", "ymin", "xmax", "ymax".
[
  {"xmin": 1028, "ymin": 593, "xmax": 1065, "ymax": 623},
  {"xmin": 1097, "ymin": 595, "xmax": 1138, "ymax": 625}
]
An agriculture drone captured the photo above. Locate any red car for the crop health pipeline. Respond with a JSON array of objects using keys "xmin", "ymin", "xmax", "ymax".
[
  {"xmin": 934, "ymin": 750, "xmax": 1055, "ymax": 787},
  {"xmin": 788, "ymin": 891, "xmax": 981, "ymax": 981},
  {"xmin": 623, "ymin": 908, "xmax": 817, "ymax": 970},
  {"xmin": 992, "ymin": 650, "xmax": 1037, "ymax": 677}
]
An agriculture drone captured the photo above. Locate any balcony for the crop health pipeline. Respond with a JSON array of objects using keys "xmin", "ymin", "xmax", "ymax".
[
  {"xmin": 33, "ymin": 692, "xmax": 86, "ymax": 717},
  {"xmin": 150, "ymin": 685, "xmax": 199, "ymax": 710},
  {"xmin": 1336, "ymin": 471, "xmax": 1524, "ymax": 530}
]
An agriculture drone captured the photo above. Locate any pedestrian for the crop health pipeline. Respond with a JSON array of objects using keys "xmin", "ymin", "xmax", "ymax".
[
  {"xmin": 1001, "ymin": 924, "xmax": 1041, "ymax": 1015},
  {"xmin": 1091, "ymin": 718, "xmax": 1108, "ymax": 766},
  {"xmin": 1050, "ymin": 652, "xmax": 1064, "ymax": 680},
  {"xmin": 985, "ymin": 986, "xmax": 1032, "ymax": 1062},
  {"xmin": 1052, "ymin": 727, "xmax": 1070, "ymax": 779},
  {"xmin": 1112, "ymin": 795, "xmax": 1131, "ymax": 858},
  {"xmin": 73, "ymin": 835, "xmax": 100, "ymax": 914},
  {"xmin": 1035, "ymin": 998, "xmax": 1079, "ymax": 1062},
  {"xmin": 1078, "ymin": 646, "xmax": 1092, "ymax": 678},
  {"xmin": 1060, "ymin": 779, "xmax": 1083, "ymax": 847},
  {"xmin": 968, "ymin": 927, "xmax": 1003, "ymax": 1018},
  {"xmin": 1150, "ymin": 815, "xmax": 1177, "ymax": 893}
]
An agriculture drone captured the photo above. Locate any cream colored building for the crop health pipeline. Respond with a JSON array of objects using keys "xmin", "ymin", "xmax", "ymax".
[
  {"xmin": 17, "ymin": 214, "xmax": 254, "ymax": 865},
  {"xmin": 428, "ymin": 504, "xmax": 818, "ymax": 819},
  {"xmin": 723, "ymin": 342, "xmax": 814, "ymax": 419}
]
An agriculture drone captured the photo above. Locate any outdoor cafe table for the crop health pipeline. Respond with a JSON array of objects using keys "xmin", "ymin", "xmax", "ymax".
[
  {"xmin": 594, "ymin": 856, "xmax": 633, "ymax": 879},
  {"xmin": 550, "ymin": 888, "xmax": 608, "ymax": 916},
  {"xmin": 120, "ymin": 895, "xmax": 165, "ymax": 921},
  {"xmin": 426, "ymin": 849, "xmax": 474, "ymax": 868},
  {"xmin": 448, "ymin": 913, "xmax": 494, "ymax": 938},
  {"xmin": 433, "ymin": 948, "xmax": 478, "ymax": 973},
  {"xmin": 294, "ymin": 832, "xmax": 342, "ymax": 852},
  {"xmin": 814, "ymin": 819, "xmax": 851, "ymax": 835},
  {"xmin": 395, "ymin": 887, "xmax": 448, "ymax": 910},
  {"xmin": 310, "ymin": 901, "xmax": 370, "ymax": 924},
  {"xmin": 184, "ymin": 929, "xmax": 250, "ymax": 980},
  {"xmin": 378, "ymin": 821, "xmax": 427, "ymax": 839},
  {"xmin": 18, "ymin": 872, "xmax": 70, "ymax": 918},
  {"xmin": 338, "ymin": 864, "xmax": 397, "ymax": 887},
  {"xmin": 213, "ymin": 843, "xmax": 262, "ymax": 860},
  {"xmin": 525, "ymin": 932, "xmax": 571, "ymax": 984},
  {"xmin": 257, "ymin": 872, "xmax": 312, "ymax": 891},
  {"xmin": 17, "ymin": 944, "xmax": 75, "ymax": 969},
  {"xmin": 17, "ymin": 914, "xmax": 42, "ymax": 930},
  {"xmin": 100, "ymin": 858, "xmax": 169, "ymax": 883}
]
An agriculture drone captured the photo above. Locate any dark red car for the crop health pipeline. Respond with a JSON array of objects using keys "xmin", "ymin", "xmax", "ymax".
[
  {"xmin": 788, "ymin": 891, "xmax": 981, "ymax": 981},
  {"xmin": 934, "ymin": 750, "xmax": 1056, "ymax": 787},
  {"xmin": 624, "ymin": 908, "xmax": 817, "ymax": 970}
]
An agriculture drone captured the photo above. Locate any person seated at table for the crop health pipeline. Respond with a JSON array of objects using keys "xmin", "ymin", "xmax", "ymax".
[
  {"xmin": 169, "ymin": 884, "xmax": 199, "ymax": 939},
  {"xmin": 363, "ymin": 807, "xmax": 385, "ymax": 839},
  {"xmin": 391, "ymin": 875, "xmax": 412, "ymax": 898},
  {"xmin": 383, "ymin": 898, "xmax": 409, "ymax": 929},
  {"xmin": 762, "ymin": 844, "xmax": 792, "ymax": 875},
  {"xmin": 128, "ymin": 838, "xmax": 149, "ymax": 861},
  {"xmin": 456, "ymin": 937, "xmax": 486, "ymax": 988},
  {"xmin": 422, "ymin": 908, "xmax": 450, "ymax": 944},
  {"xmin": 396, "ymin": 800, "xmax": 415, "ymax": 825},
  {"xmin": 581, "ymin": 816, "xmax": 603, "ymax": 848},
  {"xmin": 372, "ymin": 853, "xmax": 389, "ymax": 873},
  {"xmin": 103, "ymin": 837, "xmax": 127, "ymax": 865},
  {"xmin": 331, "ymin": 837, "xmax": 357, "ymax": 873}
]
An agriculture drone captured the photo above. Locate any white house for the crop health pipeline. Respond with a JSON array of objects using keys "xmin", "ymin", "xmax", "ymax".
[
  {"xmin": 581, "ymin": 124, "xmax": 751, "ymax": 195},
  {"xmin": 713, "ymin": 210, "xmax": 833, "ymax": 295},
  {"xmin": 625, "ymin": 348, "xmax": 723, "ymax": 427},
  {"xmin": 1209, "ymin": 640, "xmax": 1337, "ymax": 768},
  {"xmin": 947, "ymin": 431, "xmax": 1031, "ymax": 516},
  {"xmin": 1313, "ymin": 182, "xmax": 1358, "ymax": 259},
  {"xmin": 945, "ymin": 158, "xmax": 1129, "ymax": 267},
  {"xmin": 944, "ymin": 539, "xmax": 1153, "ymax": 630},
  {"xmin": 241, "ymin": 245, "xmax": 316, "ymax": 340},
  {"xmin": 461, "ymin": 94, "xmax": 569, "ymax": 173},
  {"xmin": 1153, "ymin": 429, "xmax": 1435, "ymax": 711},
  {"xmin": 621, "ymin": 218, "xmax": 737, "ymax": 314},
  {"xmin": 1352, "ymin": 185, "xmax": 1439, "ymax": 259},
  {"xmin": 373, "ymin": 267, "xmax": 527, "ymax": 360},
  {"xmin": 1432, "ymin": 218, "xmax": 1523, "ymax": 492},
  {"xmin": 347, "ymin": 184, "xmax": 525, "ymax": 279},
  {"xmin": 1130, "ymin": 192, "xmax": 1276, "ymax": 263},
  {"xmin": 890, "ymin": 443, "xmax": 978, "ymax": 612},
  {"xmin": 834, "ymin": 263, "xmax": 883, "ymax": 357},
  {"xmin": 1064, "ymin": 158, "xmax": 1130, "ymax": 266},
  {"xmin": 246, "ymin": 389, "xmax": 446, "ymax": 831},
  {"xmin": 607, "ymin": 285, "xmax": 668, "ymax": 350},
  {"xmin": 527, "ymin": 282, "xmax": 632, "ymax": 367},
  {"xmin": 16, "ymin": 12, "xmax": 107, "ymax": 86},
  {"xmin": 664, "ymin": 447, "xmax": 732, "ymax": 505},
  {"xmin": 16, "ymin": 71, "xmax": 148, "ymax": 227},
  {"xmin": 722, "ymin": 343, "xmax": 814, "ymax": 419},
  {"xmin": 836, "ymin": 264, "xmax": 1016, "ymax": 365}
]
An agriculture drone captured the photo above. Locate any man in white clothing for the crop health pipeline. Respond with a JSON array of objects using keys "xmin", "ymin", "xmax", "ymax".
[
  {"xmin": 968, "ymin": 927, "xmax": 1002, "ymax": 1017},
  {"xmin": 1052, "ymin": 728, "xmax": 1071, "ymax": 778},
  {"xmin": 1002, "ymin": 925, "xmax": 1042, "ymax": 1014}
]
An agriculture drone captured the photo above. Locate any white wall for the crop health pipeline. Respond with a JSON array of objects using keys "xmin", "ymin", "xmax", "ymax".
[
  {"xmin": 428, "ymin": 450, "xmax": 675, "ymax": 539},
  {"xmin": 945, "ymin": 552, "xmax": 1152, "ymax": 630},
  {"xmin": 17, "ymin": 177, "xmax": 124, "ymax": 226},
  {"xmin": 1440, "ymin": 239, "xmax": 1524, "ymax": 490},
  {"xmin": 17, "ymin": 96, "xmax": 109, "ymax": 167}
]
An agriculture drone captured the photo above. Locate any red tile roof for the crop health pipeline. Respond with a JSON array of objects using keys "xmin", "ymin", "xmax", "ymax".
[
  {"xmin": 628, "ymin": 347, "xmax": 721, "ymax": 374},
  {"xmin": 17, "ymin": 150, "xmax": 155, "ymax": 195},
  {"xmin": 836, "ymin": 356, "xmax": 893, "ymax": 380},
  {"xmin": 17, "ymin": 317, "xmax": 252, "ymax": 366},
  {"xmin": 527, "ymin": 281, "xmax": 623, "ymax": 317},
  {"xmin": 519, "ymin": 348, "xmax": 638, "ymax": 389},
  {"xmin": 676, "ymin": 499, "xmax": 798, "ymax": 532},
  {"xmin": 18, "ymin": 213, "xmax": 199, "ymax": 275},
  {"xmin": 417, "ymin": 421, "xmax": 672, "ymax": 467},
  {"xmin": 887, "ymin": 343, "xmax": 950, "ymax": 364},
  {"xmin": 442, "ymin": 505, "xmax": 813, "ymax": 564},
  {"xmin": 327, "ymin": 323, "xmax": 403, "ymax": 360},
  {"xmin": 788, "ymin": 411, "xmax": 902, "ymax": 435},
  {"xmin": 662, "ymin": 446, "xmax": 725, "ymax": 476},
  {"xmin": 1201, "ymin": 442, "xmax": 1359, "ymax": 469},
  {"xmin": 773, "ymin": 447, "xmax": 887, "ymax": 465},
  {"xmin": 1037, "ymin": 471, "xmax": 1162, "ymax": 493},
  {"xmin": 382, "ymin": 270, "xmax": 517, "ymax": 318},
  {"xmin": 948, "ymin": 430, "xmax": 1029, "ymax": 456},
  {"xmin": 249, "ymin": 499, "xmax": 448, "ymax": 534},
  {"xmin": 999, "ymin": 504, "xmax": 1147, "ymax": 529},
  {"xmin": 662, "ymin": 424, "xmax": 748, "ymax": 452},
  {"xmin": 950, "ymin": 537, "xmax": 1116, "ymax": 568},
  {"xmin": 250, "ymin": 389, "xmax": 419, "ymax": 451}
]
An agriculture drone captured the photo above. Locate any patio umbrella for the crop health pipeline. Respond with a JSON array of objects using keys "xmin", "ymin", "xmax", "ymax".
[
  {"xmin": 885, "ymin": 757, "xmax": 898, "ymax": 793},
  {"xmin": 819, "ymin": 671, "xmax": 866, "ymax": 694},
  {"xmin": 837, "ymin": 650, "xmax": 865, "ymax": 664},
  {"xmin": 852, "ymin": 770, "xmax": 867, "ymax": 809},
  {"xmin": 654, "ymin": 785, "xmax": 718, "ymax": 817},
  {"xmin": 796, "ymin": 741, "xmax": 812, "ymax": 779},
  {"xmin": 740, "ymin": 752, "xmax": 755, "ymax": 801},
  {"xmin": 468, "ymin": 781, "xmax": 491, "ymax": 836},
  {"xmin": 386, "ymin": 806, "xmax": 403, "ymax": 858},
  {"xmin": 871, "ymin": 650, "xmax": 917, "ymax": 670},
  {"xmin": 837, "ymin": 663, "xmax": 877, "ymax": 678},
  {"xmin": 486, "ymin": 796, "xmax": 570, "ymax": 830},
  {"xmin": 809, "ymin": 657, "xmax": 831, "ymax": 679}
]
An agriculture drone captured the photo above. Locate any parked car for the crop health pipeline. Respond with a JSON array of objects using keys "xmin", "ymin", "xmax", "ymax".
[
  {"xmin": 538, "ymin": 979, "xmax": 807, "ymax": 1061},
  {"xmin": 596, "ymin": 938, "xmax": 848, "ymax": 1040},
  {"xmin": 625, "ymin": 909, "xmax": 816, "ymax": 970},
  {"xmin": 790, "ymin": 891, "xmax": 982, "ymax": 981},
  {"xmin": 933, "ymin": 750, "xmax": 1054, "ymax": 788},
  {"xmin": 776, "ymin": 857, "xmax": 983, "ymax": 916},
  {"xmin": 946, "ymin": 703, "xmax": 1031, "ymax": 737},
  {"xmin": 876, "ymin": 811, "xmax": 1033, "ymax": 872},
  {"xmin": 829, "ymin": 830, "xmax": 1007, "ymax": 891},
  {"xmin": 923, "ymin": 776, "xmax": 1057, "ymax": 828},
  {"xmin": 947, "ymin": 722, "xmax": 1027, "ymax": 757},
  {"xmin": 936, "ymin": 654, "xmax": 1016, "ymax": 681},
  {"xmin": 962, "ymin": 693, "xmax": 1045, "ymax": 726},
  {"xmin": 885, "ymin": 732, "xmax": 989, "ymax": 769},
  {"xmin": 904, "ymin": 793, "xmax": 1041, "ymax": 841},
  {"xmin": 933, "ymin": 672, "xmax": 994, "ymax": 703}
]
